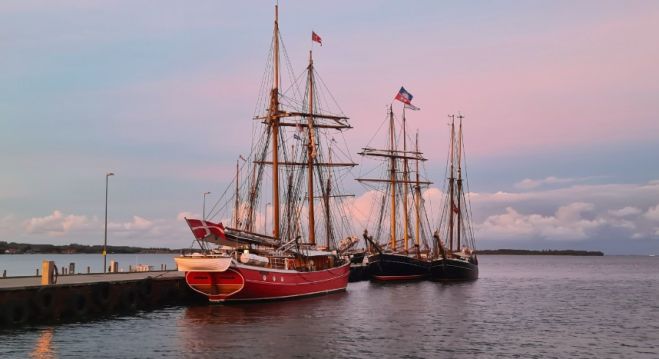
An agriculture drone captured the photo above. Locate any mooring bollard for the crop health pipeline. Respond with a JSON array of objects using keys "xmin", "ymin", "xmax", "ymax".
[
  {"xmin": 36, "ymin": 268, "xmax": 39, "ymax": 276},
  {"xmin": 41, "ymin": 260, "xmax": 56, "ymax": 285},
  {"xmin": 110, "ymin": 260, "xmax": 119, "ymax": 273},
  {"xmin": 87, "ymin": 266, "xmax": 90, "ymax": 274},
  {"xmin": 69, "ymin": 262, "xmax": 75, "ymax": 275},
  {"xmin": 129, "ymin": 265, "xmax": 132, "ymax": 272},
  {"xmin": 3, "ymin": 269, "xmax": 6, "ymax": 278}
]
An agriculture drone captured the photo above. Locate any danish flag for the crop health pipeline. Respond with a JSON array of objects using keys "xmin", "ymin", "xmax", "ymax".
[
  {"xmin": 312, "ymin": 31, "xmax": 322, "ymax": 46},
  {"xmin": 185, "ymin": 218, "xmax": 226, "ymax": 240}
]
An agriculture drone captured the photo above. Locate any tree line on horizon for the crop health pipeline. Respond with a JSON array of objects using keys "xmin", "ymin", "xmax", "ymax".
[{"xmin": 0, "ymin": 241, "xmax": 179, "ymax": 254}]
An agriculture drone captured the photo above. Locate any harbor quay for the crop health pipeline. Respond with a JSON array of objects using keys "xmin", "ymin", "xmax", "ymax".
[{"xmin": 0, "ymin": 262, "xmax": 203, "ymax": 327}]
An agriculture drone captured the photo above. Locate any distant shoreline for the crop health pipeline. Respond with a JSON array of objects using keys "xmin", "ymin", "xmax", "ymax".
[
  {"xmin": 477, "ymin": 249, "xmax": 604, "ymax": 256},
  {"xmin": 2, "ymin": 241, "xmax": 605, "ymax": 256},
  {"xmin": 0, "ymin": 241, "xmax": 180, "ymax": 255}
]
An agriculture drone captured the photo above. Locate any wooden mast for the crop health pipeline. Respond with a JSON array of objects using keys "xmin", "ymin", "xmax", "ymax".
[
  {"xmin": 270, "ymin": 4, "xmax": 281, "ymax": 240},
  {"xmin": 286, "ymin": 145, "xmax": 294, "ymax": 243},
  {"xmin": 234, "ymin": 159, "xmax": 240, "ymax": 228},
  {"xmin": 324, "ymin": 147, "xmax": 332, "ymax": 249},
  {"xmin": 306, "ymin": 50, "xmax": 316, "ymax": 246},
  {"xmin": 389, "ymin": 106, "xmax": 397, "ymax": 251},
  {"xmin": 402, "ymin": 107, "xmax": 410, "ymax": 253},
  {"xmin": 414, "ymin": 130, "xmax": 421, "ymax": 258},
  {"xmin": 247, "ymin": 162, "xmax": 257, "ymax": 232},
  {"xmin": 456, "ymin": 114, "xmax": 464, "ymax": 251},
  {"xmin": 448, "ymin": 115, "xmax": 455, "ymax": 252}
]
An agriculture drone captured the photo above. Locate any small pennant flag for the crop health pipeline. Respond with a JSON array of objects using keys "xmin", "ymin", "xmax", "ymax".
[
  {"xmin": 405, "ymin": 103, "xmax": 421, "ymax": 111},
  {"xmin": 312, "ymin": 31, "xmax": 322, "ymax": 46}
]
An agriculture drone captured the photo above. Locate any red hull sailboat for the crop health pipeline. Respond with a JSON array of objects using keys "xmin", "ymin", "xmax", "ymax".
[
  {"xmin": 176, "ymin": 5, "xmax": 356, "ymax": 302},
  {"xmin": 184, "ymin": 262, "xmax": 350, "ymax": 302}
]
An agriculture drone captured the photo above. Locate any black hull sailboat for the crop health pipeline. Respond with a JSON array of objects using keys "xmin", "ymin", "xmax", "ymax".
[
  {"xmin": 358, "ymin": 91, "xmax": 434, "ymax": 282},
  {"xmin": 368, "ymin": 253, "xmax": 429, "ymax": 281},
  {"xmin": 429, "ymin": 257, "xmax": 478, "ymax": 282},
  {"xmin": 429, "ymin": 115, "xmax": 478, "ymax": 282}
]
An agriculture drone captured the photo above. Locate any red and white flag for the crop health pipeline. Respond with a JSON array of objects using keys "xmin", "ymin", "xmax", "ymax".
[
  {"xmin": 312, "ymin": 31, "xmax": 322, "ymax": 46},
  {"xmin": 185, "ymin": 218, "xmax": 226, "ymax": 240}
]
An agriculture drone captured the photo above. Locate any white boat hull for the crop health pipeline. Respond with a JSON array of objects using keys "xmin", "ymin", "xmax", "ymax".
[{"xmin": 174, "ymin": 255, "xmax": 233, "ymax": 272}]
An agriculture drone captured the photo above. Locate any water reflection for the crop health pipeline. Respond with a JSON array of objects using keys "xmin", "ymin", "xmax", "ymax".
[
  {"xmin": 177, "ymin": 292, "xmax": 351, "ymax": 357},
  {"xmin": 30, "ymin": 328, "xmax": 55, "ymax": 359}
]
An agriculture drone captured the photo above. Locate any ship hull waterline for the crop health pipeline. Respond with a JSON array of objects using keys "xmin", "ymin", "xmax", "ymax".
[
  {"xmin": 367, "ymin": 253, "xmax": 430, "ymax": 282},
  {"xmin": 429, "ymin": 258, "xmax": 478, "ymax": 281},
  {"xmin": 184, "ymin": 261, "xmax": 351, "ymax": 302}
]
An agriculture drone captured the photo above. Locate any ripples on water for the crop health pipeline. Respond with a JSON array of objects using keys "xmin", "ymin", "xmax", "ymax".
[{"xmin": 1, "ymin": 256, "xmax": 658, "ymax": 358}]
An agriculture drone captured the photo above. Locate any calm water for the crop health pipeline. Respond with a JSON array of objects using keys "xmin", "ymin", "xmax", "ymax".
[
  {"xmin": 1, "ymin": 255, "xmax": 658, "ymax": 358},
  {"xmin": 0, "ymin": 254, "xmax": 177, "ymax": 276}
]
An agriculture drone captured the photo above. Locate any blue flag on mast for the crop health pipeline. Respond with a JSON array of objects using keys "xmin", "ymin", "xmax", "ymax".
[{"xmin": 395, "ymin": 87, "xmax": 420, "ymax": 110}]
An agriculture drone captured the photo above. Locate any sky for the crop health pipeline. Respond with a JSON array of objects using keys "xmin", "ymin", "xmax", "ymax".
[{"xmin": 1, "ymin": 1, "xmax": 658, "ymax": 254}]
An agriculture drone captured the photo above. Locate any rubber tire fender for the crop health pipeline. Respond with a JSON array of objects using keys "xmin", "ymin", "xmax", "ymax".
[
  {"xmin": 2, "ymin": 300, "xmax": 30, "ymax": 326},
  {"xmin": 34, "ymin": 287, "xmax": 56, "ymax": 317},
  {"xmin": 71, "ymin": 290, "xmax": 89, "ymax": 319},
  {"xmin": 120, "ymin": 286, "xmax": 138, "ymax": 311},
  {"xmin": 92, "ymin": 282, "xmax": 112, "ymax": 310}
]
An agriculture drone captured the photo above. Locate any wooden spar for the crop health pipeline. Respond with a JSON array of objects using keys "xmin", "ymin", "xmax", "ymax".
[
  {"xmin": 253, "ymin": 161, "xmax": 356, "ymax": 167},
  {"xmin": 402, "ymin": 107, "xmax": 409, "ymax": 253},
  {"xmin": 358, "ymin": 149, "xmax": 427, "ymax": 161},
  {"xmin": 306, "ymin": 51, "xmax": 316, "ymax": 246},
  {"xmin": 457, "ymin": 114, "xmax": 464, "ymax": 251},
  {"xmin": 234, "ymin": 159, "xmax": 240, "ymax": 228},
  {"xmin": 389, "ymin": 106, "xmax": 397, "ymax": 251},
  {"xmin": 254, "ymin": 112, "xmax": 349, "ymax": 121},
  {"xmin": 448, "ymin": 115, "xmax": 455, "ymax": 252},
  {"xmin": 270, "ymin": 4, "xmax": 281, "ymax": 241},
  {"xmin": 357, "ymin": 178, "xmax": 432, "ymax": 185},
  {"xmin": 414, "ymin": 131, "xmax": 421, "ymax": 258}
]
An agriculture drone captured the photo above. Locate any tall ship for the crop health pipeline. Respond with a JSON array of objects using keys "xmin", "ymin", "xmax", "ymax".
[
  {"xmin": 357, "ymin": 90, "xmax": 434, "ymax": 281},
  {"xmin": 175, "ymin": 5, "xmax": 357, "ymax": 302},
  {"xmin": 429, "ymin": 115, "xmax": 479, "ymax": 281}
]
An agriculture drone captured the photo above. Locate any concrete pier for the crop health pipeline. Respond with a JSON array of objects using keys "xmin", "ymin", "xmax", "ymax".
[{"xmin": 0, "ymin": 270, "xmax": 202, "ymax": 327}]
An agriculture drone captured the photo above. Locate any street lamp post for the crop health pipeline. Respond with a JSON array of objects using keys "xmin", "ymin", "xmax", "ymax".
[
  {"xmin": 203, "ymin": 192, "xmax": 211, "ymax": 220},
  {"xmin": 103, "ymin": 172, "xmax": 115, "ymax": 273}
]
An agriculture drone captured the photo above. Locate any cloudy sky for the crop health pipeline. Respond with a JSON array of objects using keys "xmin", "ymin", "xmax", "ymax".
[{"xmin": 1, "ymin": 1, "xmax": 658, "ymax": 254}]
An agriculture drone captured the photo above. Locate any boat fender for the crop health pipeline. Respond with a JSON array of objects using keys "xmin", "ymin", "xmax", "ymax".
[
  {"xmin": 138, "ymin": 278, "xmax": 153, "ymax": 299},
  {"xmin": 71, "ymin": 291, "xmax": 89, "ymax": 318},
  {"xmin": 120, "ymin": 286, "xmax": 138, "ymax": 311},
  {"xmin": 92, "ymin": 282, "xmax": 112, "ymax": 310},
  {"xmin": 2, "ymin": 300, "xmax": 30, "ymax": 326},
  {"xmin": 34, "ymin": 287, "xmax": 55, "ymax": 316}
]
